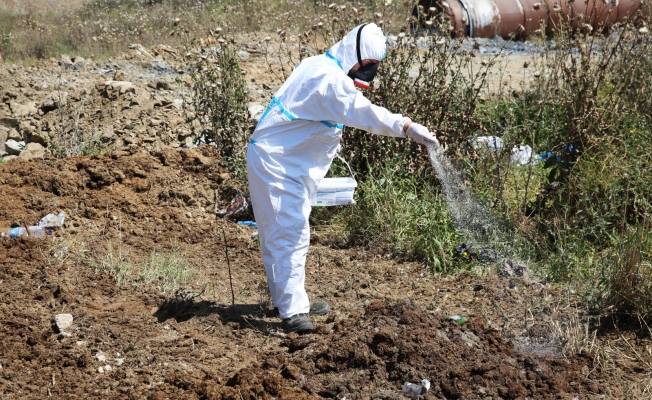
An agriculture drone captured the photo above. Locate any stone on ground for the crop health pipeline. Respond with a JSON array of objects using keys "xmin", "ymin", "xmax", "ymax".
[
  {"xmin": 19, "ymin": 143, "xmax": 46, "ymax": 160},
  {"xmin": 4, "ymin": 139, "xmax": 25, "ymax": 156},
  {"xmin": 248, "ymin": 103, "xmax": 265, "ymax": 121},
  {"xmin": 9, "ymin": 102, "xmax": 37, "ymax": 117},
  {"xmin": 54, "ymin": 313, "xmax": 73, "ymax": 332}
]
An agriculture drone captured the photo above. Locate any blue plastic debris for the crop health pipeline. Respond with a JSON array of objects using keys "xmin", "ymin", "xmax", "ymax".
[{"xmin": 237, "ymin": 221, "xmax": 257, "ymax": 229}]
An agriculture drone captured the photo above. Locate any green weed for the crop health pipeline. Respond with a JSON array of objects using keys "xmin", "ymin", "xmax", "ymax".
[
  {"xmin": 344, "ymin": 160, "xmax": 463, "ymax": 272},
  {"xmin": 139, "ymin": 242, "xmax": 193, "ymax": 293},
  {"xmin": 90, "ymin": 240, "xmax": 133, "ymax": 287}
]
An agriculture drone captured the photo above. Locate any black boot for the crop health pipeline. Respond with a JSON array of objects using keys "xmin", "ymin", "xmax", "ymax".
[
  {"xmin": 281, "ymin": 313, "xmax": 313, "ymax": 332},
  {"xmin": 273, "ymin": 301, "xmax": 331, "ymax": 317}
]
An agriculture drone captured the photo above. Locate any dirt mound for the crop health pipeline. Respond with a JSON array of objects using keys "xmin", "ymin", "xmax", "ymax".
[
  {"xmin": 0, "ymin": 145, "xmax": 239, "ymax": 250},
  {"xmin": 276, "ymin": 301, "xmax": 606, "ymax": 399}
]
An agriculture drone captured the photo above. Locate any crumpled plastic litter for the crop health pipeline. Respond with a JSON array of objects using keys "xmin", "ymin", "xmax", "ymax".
[
  {"xmin": 216, "ymin": 190, "xmax": 250, "ymax": 221},
  {"xmin": 237, "ymin": 221, "xmax": 257, "ymax": 229},
  {"xmin": 39, "ymin": 212, "xmax": 66, "ymax": 228}
]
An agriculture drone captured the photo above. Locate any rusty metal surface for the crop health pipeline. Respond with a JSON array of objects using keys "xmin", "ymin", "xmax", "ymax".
[
  {"xmin": 493, "ymin": 0, "xmax": 526, "ymax": 38},
  {"xmin": 460, "ymin": 0, "xmax": 502, "ymax": 38},
  {"xmin": 421, "ymin": 0, "xmax": 648, "ymax": 39}
]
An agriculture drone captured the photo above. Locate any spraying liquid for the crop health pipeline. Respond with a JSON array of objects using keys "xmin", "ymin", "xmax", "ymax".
[{"xmin": 427, "ymin": 144, "xmax": 529, "ymax": 276}]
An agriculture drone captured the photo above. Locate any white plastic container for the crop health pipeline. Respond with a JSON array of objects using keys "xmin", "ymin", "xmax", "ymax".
[{"xmin": 310, "ymin": 177, "xmax": 357, "ymax": 207}]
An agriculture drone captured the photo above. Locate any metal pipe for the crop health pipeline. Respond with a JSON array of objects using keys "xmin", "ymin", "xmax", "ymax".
[{"xmin": 419, "ymin": 0, "xmax": 648, "ymax": 39}]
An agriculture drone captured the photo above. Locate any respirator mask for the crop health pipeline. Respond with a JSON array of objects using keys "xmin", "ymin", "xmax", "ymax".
[{"xmin": 347, "ymin": 24, "xmax": 379, "ymax": 89}]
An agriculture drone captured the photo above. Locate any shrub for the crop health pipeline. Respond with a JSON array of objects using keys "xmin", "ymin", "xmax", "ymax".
[{"xmin": 184, "ymin": 41, "xmax": 250, "ymax": 175}]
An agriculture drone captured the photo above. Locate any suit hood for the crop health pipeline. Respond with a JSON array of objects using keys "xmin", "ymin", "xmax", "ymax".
[{"xmin": 328, "ymin": 23, "xmax": 386, "ymax": 74}]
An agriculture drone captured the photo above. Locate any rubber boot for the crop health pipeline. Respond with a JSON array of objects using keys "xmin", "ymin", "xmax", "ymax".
[
  {"xmin": 273, "ymin": 301, "xmax": 331, "ymax": 317},
  {"xmin": 281, "ymin": 313, "xmax": 313, "ymax": 332}
]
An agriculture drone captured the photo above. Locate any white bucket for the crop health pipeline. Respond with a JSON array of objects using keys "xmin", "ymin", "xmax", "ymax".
[{"xmin": 310, "ymin": 177, "xmax": 357, "ymax": 207}]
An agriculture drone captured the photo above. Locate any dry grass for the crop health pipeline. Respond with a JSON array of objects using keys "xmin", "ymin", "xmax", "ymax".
[{"xmin": 0, "ymin": 0, "xmax": 418, "ymax": 62}]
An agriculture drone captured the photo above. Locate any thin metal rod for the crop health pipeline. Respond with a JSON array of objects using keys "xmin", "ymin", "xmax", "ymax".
[{"xmin": 222, "ymin": 227, "xmax": 235, "ymax": 308}]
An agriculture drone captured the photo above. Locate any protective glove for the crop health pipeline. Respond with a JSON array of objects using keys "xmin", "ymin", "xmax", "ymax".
[{"xmin": 406, "ymin": 123, "xmax": 439, "ymax": 146}]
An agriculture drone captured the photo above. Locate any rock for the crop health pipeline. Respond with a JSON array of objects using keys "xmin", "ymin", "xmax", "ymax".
[
  {"xmin": 0, "ymin": 117, "xmax": 19, "ymax": 129},
  {"xmin": 9, "ymin": 101, "xmax": 37, "ymax": 117},
  {"xmin": 7, "ymin": 128, "xmax": 21, "ymax": 141},
  {"xmin": 1, "ymin": 155, "xmax": 18, "ymax": 162},
  {"xmin": 105, "ymin": 81, "xmax": 135, "ymax": 96},
  {"xmin": 237, "ymin": 50, "xmax": 251, "ymax": 60},
  {"xmin": 248, "ymin": 103, "xmax": 265, "ymax": 121},
  {"xmin": 128, "ymin": 43, "xmax": 154, "ymax": 60},
  {"xmin": 102, "ymin": 125, "xmax": 115, "ymax": 141},
  {"xmin": 0, "ymin": 129, "xmax": 7, "ymax": 153},
  {"xmin": 58, "ymin": 54, "xmax": 73, "ymax": 68},
  {"xmin": 18, "ymin": 143, "xmax": 45, "ymax": 160},
  {"xmin": 54, "ymin": 313, "xmax": 74, "ymax": 332},
  {"xmin": 149, "ymin": 119, "xmax": 163, "ymax": 126},
  {"xmin": 72, "ymin": 57, "xmax": 86, "ymax": 70},
  {"xmin": 123, "ymin": 137, "xmax": 140, "ymax": 145},
  {"xmin": 40, "ymin": 98, "xmax": 57, "ymax": 113},
  {"xmin": 130, "ymin": 88, "xmax": 153, "ymax": 108},
  {"xmin": 96, "ymin": 353, "xmax": 106, "ymax": 363},
  {"xmin": 97, "ymin": 366, "xmax": 104, "ymax": 373},
  {"xmin": 4, "ymin": 139, "xmax": 25, "ymax": 155},
  {"xmin": 104, "ymin": 364, "xmax": 112, "ymax": 372},
  {"xmin": 169, "ymin": 117, "xmax": 183, "ymax": 128},
  {"xmin": 182, "ymin": 137, "xmax": 196, "ymax": 148},
  {"xmin": 156, "ymin": 81, "xmax": 173, "ymax": 91},
  {"xmin": 114, "ymin": 70, "xmax": 125, "ymax": 81},
  {"xmin": 115, "ymin": 358, "xmax": 125, "ymax": 366},
  {"xmin": 27, "ymin": 132, "xmax": 48, "ymax": 146},
  {"xmin": 460, "ymin": 331, "xmax": 482, "ymax": 348}
]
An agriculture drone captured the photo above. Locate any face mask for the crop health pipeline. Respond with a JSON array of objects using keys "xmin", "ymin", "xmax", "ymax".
[{"xmin": 347, "ymin": 24, "xmax": 379, "ymax": 89}]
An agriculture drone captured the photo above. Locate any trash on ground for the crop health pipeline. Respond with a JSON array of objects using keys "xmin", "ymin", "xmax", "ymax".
[
  {"xmin": 446, "ymin": 315, "xmax": 468, "ymax": 325},
  {"xmin": 510, "ymin": 145, "xmax": 533, "ymax": 165},
  {"xmin": 237, "ymin": 220, "xmax": 257, "ymax": 229},
  {"xmin": 402, "ymin": 378, "xmax": 431, "ymax": 398},
  {"xmin": 1, "ymin": 212, "xmax": 66, "ymax": 238},
  {"xmin": 39, "ymin": 212, "xmax": 66, "ymax": 228},
  {"xmin": 474, "ymin": 135, "xmax": 504, "ymax": 150},
  {"xmin": 217, "ymin": 190, "xmax": 250, "ymax": 220}
]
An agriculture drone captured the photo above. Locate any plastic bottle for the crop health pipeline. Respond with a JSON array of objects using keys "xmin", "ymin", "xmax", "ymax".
[
  {"xmin": 446, "ymin": 315, "xmax": 468, "ymax": 325},
  {"xmin": 28, "ymin": 226, "xmax": 46, "ymax": 238},
  {"xmin": 402, "ymin": 379, "xmax": 431, "ymax": 399},
  {"xmin": 2, "ymin": 227, "xmax": 27, "ymax": 238}
]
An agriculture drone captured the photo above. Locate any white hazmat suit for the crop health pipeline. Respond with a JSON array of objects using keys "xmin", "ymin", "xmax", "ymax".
[{"xmin": 247, "ymin": 24, "xmax": 413, "ymax": 320}]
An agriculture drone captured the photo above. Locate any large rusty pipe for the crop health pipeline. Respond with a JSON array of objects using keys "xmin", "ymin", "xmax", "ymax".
[{"xmin": 419, "ymin": 0, "xmax": 648, "ymax": 39}]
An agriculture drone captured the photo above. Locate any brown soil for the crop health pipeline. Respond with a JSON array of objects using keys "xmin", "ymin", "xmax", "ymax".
[{"xmin": 1, "ymin": 147, "xmax": 650, "ymax": 399}]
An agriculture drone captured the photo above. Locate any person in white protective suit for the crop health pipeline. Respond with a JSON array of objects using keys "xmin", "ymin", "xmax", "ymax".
[{"xmin": 247, "ymin": 23, "xmax": 438, "ymax": 332}]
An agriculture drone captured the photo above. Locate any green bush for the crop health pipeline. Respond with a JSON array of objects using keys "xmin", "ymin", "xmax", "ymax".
[{"xmin": 344, "ymin": 160, "xmax": 462, "ymax": 272}]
